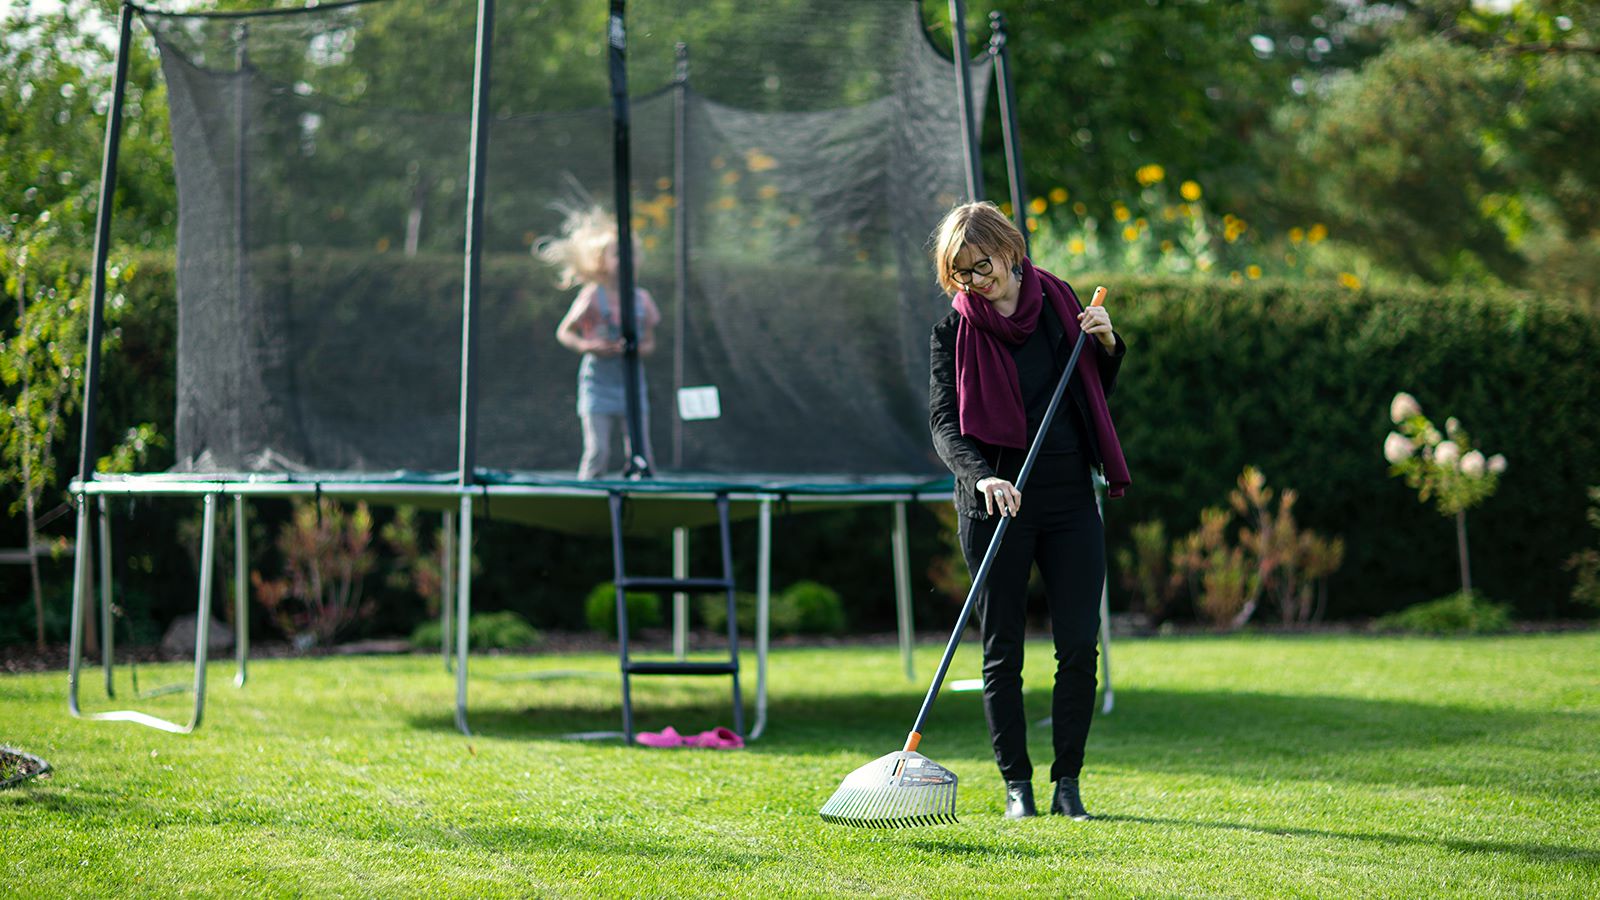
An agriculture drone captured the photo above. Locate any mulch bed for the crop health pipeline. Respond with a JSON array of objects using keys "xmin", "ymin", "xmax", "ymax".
[{"xmin": 0, "ymin": 747, "xmax": 52, "ymax": 789}]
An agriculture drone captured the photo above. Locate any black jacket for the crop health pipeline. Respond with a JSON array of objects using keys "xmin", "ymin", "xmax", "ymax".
[{"xmin": 929, "ymin": 305, "xmax": 1125, "ymax": 521}]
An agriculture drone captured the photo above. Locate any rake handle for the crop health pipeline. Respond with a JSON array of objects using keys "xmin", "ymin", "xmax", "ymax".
[{"xmin": 905, "ymin": 285, "xmax": 1107, "ymax": 752}]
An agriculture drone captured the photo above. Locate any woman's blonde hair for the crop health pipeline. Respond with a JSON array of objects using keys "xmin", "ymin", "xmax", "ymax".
[
  {"xmin": 536, "ymin": 205, "xmax": 624, "ymax": 289},
  {"xmin": 930, "ymin": 201, "xmax": 1027, "ymax": 296}
]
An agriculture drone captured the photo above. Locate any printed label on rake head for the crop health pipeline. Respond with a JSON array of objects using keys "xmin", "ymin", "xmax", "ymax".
[{"xmin": 895, "ymin": 759, "xmax": 956, "ymax": 787}]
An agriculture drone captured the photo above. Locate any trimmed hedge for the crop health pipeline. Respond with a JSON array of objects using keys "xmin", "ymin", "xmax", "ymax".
[
  {"xmin": 20, "ymin": 253, "xmax": 1600, "ymax": 636},
  {"xmin": 1098, "ymin": 275, "xmax": 1600, "ymax": 617}
]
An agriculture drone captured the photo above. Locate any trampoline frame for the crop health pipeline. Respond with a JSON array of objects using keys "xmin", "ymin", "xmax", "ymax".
[{"xmin": 66, "ymin": 1, "xmax": 1117, "ymax": 737}]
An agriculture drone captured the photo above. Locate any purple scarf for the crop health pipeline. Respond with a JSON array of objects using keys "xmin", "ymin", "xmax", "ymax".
[{"xmin": 951, "ymin": 259, "xmax": 1132, "ymax": 498}]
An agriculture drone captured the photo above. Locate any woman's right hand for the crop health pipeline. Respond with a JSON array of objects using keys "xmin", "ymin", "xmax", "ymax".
[
  {"xmin": 976, "ymin": 476, "xmax": 1021, "ymax": 517},
  {"xmin": 585, "ymin": 338, "xmax": 625, "ymax": 356}
]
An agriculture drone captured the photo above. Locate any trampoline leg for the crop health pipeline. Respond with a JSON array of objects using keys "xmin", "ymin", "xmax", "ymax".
[
  {"xmin": 441, "ymin": 509, "xmax": 455, "ymax": 672},
  {"xmin": 453, "ymin": 495, "xmax": 473, "ymax": 736},
  {"xmin": 98, "ymin": 496, "xmax": 114, "ymax": 698},
  {"xmin": 233, "ymin": 494, "xmax": 248, "ymax": 688},
  {"xmin": 751, "ymin": 498, "xmax": 771, "ymax": 741},
  {"xmin": 672, "ymin": 526, "xmax": 688, "ymax": 660},
  {"xmin": 69, "ymin": 494, "xmax": 216, "ymax": 733},
  {"xmin": 68, "ymin": 500, "xmax": 91, "ymax": 718},
  {"xmin": 1095, "ymin": 483, "xmax": 1114, "ymax": 715},
  {"xmin": 892, "ymin": 501, "xmax": 914, "ymax": 682}
]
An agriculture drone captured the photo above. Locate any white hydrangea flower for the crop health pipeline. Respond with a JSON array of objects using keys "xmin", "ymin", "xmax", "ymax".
[
  {"xmin": 1445, "ymin": 416, "xmax": 1461, "ymax": 438},
  {"xmin": 1488, "ymin": 454, "xmax": 1507, "ymax": 474},
  {"xmin": 1384, "ymin": 432, "xmax": 1413, "ymax": 464},
  {"xmin": 1390, "ymin": 392, "xmax": 1422, "ymax": 424},
  {"xmin": 1434, "ymin": 440, "xmax": 1460, "ymax": 467},
  {"xmin": 1461, "ymin": 450, "xmax": 1487, "ymax": 477}
]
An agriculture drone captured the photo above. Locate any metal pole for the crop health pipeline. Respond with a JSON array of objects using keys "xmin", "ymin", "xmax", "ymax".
[
  {"xmin": 458, "ymin": 0, "xmax": 495, "ymax": 488},
  {"xmin": 672, "ymin": 526, "xmax": 688, "ymax": 660},
  {"xmin": 98, "ymin": 496, "xmax": 114, "ymax": 697},
  {"xmin": 441, "ymin": 509, "xmax": 455, "ymax": 671},
  {"xmin": 69, "ymin": 2, "xmax": 133, "ymax": 722},
  {"xmin": 1095, "ymin": 481, "xmax": 1114, "ymax": 714},
  {"xmin": 892, "ymin": 501, "xmax": 914, "ymax": 682},
  {"xmin": 989, "ymin": 12, "xmax": 1029, "ymax": 252},
  {"xmin": 948, "ymin": 0, "xmax": 984, "ymax": 201},
  {"xmin": 751, "ymin": 497, "xmax": 771, "ymax": 740},
  {"xmin": 609, "ymin": 0, "xmax": 651, "ymax": 478},
  {"xmin": 233, "ymin": 494, "xmax": 248, "ymax": 687},
  {"xmin": 672, "ymin": 42, "xmax": 688, "ymax": 470},
  {"xmin": 454, "ymin": 494, "xmax": 473, "ymax": 735}
]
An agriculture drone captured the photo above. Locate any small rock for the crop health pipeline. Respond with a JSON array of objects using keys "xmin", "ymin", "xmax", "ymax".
[{"xmin": 161, "ymin": 615, "xmax": 234, "ymax": 656}]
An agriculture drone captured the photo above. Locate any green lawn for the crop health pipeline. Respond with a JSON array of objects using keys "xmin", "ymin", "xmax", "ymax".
[{"xmin": 3, "ymin": 632, "xmax": 1597, "ymax": 897}]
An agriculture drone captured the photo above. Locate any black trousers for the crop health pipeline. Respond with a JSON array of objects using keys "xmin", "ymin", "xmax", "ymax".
[{"xmin": 958, "ymin": 451, "xmax": 1104, "ymax": 783}]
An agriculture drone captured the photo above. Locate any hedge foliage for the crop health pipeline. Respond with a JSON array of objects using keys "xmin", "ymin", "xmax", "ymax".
[
  {"xmin": 12, "ymin": 255, "xmax": 1599, "ymax": 639},
  {"xmin": 1098, "ymin": 274, "xmax": 1600, "ymax": 617}
]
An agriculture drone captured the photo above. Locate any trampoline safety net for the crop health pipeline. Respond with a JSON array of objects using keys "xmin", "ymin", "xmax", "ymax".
[{"xmin": 145, "ymin": 0, "xmax": 989, "ymax": 478}]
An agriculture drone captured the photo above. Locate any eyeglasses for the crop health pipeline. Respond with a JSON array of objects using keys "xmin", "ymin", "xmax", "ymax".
[{"xmin": 950, "ymin": 257, "xmax": 994, "ymax": 285}]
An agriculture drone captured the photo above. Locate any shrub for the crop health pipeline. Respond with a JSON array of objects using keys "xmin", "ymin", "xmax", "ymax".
[
  {"xmin": 1371, "ymin": 591, "xmax": 1511, "ymax": 635},
  {"xmin": 698, "ymin": 592, "xmax": 774, "ymax": 635},
  {"xmin": 584, "ymin": 582, "xmax": 663, "ymax": 637},
  {"xmin": 410, "ymin": 610, "xmax": 542, "ymax": 651},
  {"xmin": 1565, "ymin": 487, "xmax": 1600, "ymax": 611},
  {"xmin": 778, "ymin": 580, "xmax": 846, "ymax": 634},
  {"xmin": 1117, "ymin": 519, "xmax": 1178, "ymax": 627},
  {"xmin": 250, "ymin": 499, "xmax": 377, "ymax": 649}
]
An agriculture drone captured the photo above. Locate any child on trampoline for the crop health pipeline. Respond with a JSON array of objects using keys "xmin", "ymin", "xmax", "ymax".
[{"xmin": 541, "ymin": 206, "xmax": 660, "ymax": 479}]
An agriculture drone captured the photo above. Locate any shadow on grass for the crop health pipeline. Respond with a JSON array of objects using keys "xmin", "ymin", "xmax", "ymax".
[
  {"xmin": 1101, "ymin": 814, "xmax": 1600, "ymax": 867},
  {"xmin": 412, "ymin": 683, "xmax": 1590, "ymax": 795}
]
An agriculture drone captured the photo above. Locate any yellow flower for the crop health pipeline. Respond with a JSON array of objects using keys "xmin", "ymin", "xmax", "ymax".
[
  {"xmin": 1246, "ymin": 265, "xmax": 1262, "ymax": 280},
  {"xmin": 1048, "ymin": 187, "xmax": 1069, "ymax": 204},
  {"xmin": 1160, "ymin": 240, "xmax": 1174, "ymax": 253},
  {"xmin": 1308, "ymin": 223, "xmax": 1328, "ymax": 244},
  {"xmin": 1026, "ymin": 216, "xmax": 1039, "ymax": 232},
  {"xmin": 1112, "ymin": 203, "xmax": 1131, "ymax": 222},
  {"xmin": 1135, "ymin": 217, "xmax": 1147, "ymax": 229},
  {"xmin": 1162, "ymin": 206, "xmax": 1177, "ymax": 221},
  {"xmin": 1180, "ymin": 180, "xmax": 1202, "ymax": 202},
  {"xmin": 721, "ymin": 170, "xmax": 741, "ymax": 185},
  {"xmin": 656, "ymin": 177, "xmax": 672, "ymax": 191},
  {"xmin": 757, "ymin": 185, "xmax": 780, "ymax": 200},
  {"xmin": 714, "ymin": 196, "xmax": 736, "ymax": 211},
  {"xmin": 1338, "ymin": 272, "xmax": 1362, "ymax": 290},
  {"xmin": 745, "ymin": 149, "xmax": 778, "ymax": 172},
  {"xmin": 1072, "ymin": 202, "xmax": 1088, "ymax": 217},
  {"xmin": 1069, "ymin": 238, "xmax": 1086, "ymax": 254},
  {"xmin": 1229, "ymin": 270, "xmax": 1243, "ymax": 283},
  {"xmin": 1122, "ymin": 225, "xmax": 1139, "ymax": 242},
  {"xmin": 1000, "ymin": 201, "xmax": 1013, "ymax": 217},
  {"xmin": 1135, "ymin": 164, "xmax": 1165, "ymax": 186},
  {"xmin": 1028, "ymin": 197, "xmax": 1048, "ymax": 215},
  {"xmin": 1288, "ymin": 227, "xmax": 1305, "ymax": 244}
]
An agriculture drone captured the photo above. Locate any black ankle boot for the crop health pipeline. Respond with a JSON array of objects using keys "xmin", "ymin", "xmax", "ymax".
[
  {"xmin": 1004, "ymin": 781, "xmax": 1037, "ymax": 819},
  {"xmin": 1050, "ymin": 776, "xmax": 1093, "ymax": 820}
]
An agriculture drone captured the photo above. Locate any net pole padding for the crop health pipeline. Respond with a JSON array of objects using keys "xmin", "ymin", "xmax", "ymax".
[
  {"xmin": 948, "ymin": 0, "xmax": 984, "ymax": 201},
  {"xmin": 671, "ymin": 42, "xmax": 689, "ymax": 470},
  {"xmin": 989, "ymin": 12, "xmax": 1029, "ymax": 254},
  {"xmin": 77, "ymin": 1, "xmax": 135, "ymax": 487},
  {"xmin": 609, "ymin": 0, "xmax": 651, "ymax": 478},
  {"xmin": 457, "ymin": 0, "xmax": 496, "ymax": 487},
  {"xmin": 234, "ymin": 23, "xmax": 250, "ymax": 444}
]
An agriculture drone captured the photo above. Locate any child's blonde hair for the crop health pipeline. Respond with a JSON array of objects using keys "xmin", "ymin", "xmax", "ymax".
[
  {"xmin": 536, "ymin": 205, "xmax": 622, "ymax": 290},
  {"xmin": 930, "ymin": 201, "xmax": 1028, "ymax": 296}
]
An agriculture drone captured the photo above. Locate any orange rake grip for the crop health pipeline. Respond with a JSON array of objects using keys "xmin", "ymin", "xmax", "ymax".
[
  {"xmin": 903, "ymin": 731, "xmax": 922, "ymax": 753},
  {"xmin": 1090, "ymin": 285, "xmax": 1107, "ymax": 307}
]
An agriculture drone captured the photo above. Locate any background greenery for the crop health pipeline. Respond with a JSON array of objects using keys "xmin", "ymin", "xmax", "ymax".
[{"xmin": 4, "ymin": 0, "xmax": 1599, "ymax": 648}]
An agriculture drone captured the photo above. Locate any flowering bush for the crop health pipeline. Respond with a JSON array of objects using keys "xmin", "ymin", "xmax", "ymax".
[
  {"xmin": 1565, "ymin": 487, "xmax": 1600, "ymax": 610},
  {"xmin": 251, "ymin": 499, "xmax": 378, "ymax": 649},
  {"xmin": 1384, "ymin": 392, "xmax": 1507, "ymax": 596}
]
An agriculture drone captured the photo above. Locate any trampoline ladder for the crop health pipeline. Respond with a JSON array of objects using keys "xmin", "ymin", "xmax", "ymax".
[{"xmin": 608, "ymin": 492, "xmax": 743, "ymax": 745}]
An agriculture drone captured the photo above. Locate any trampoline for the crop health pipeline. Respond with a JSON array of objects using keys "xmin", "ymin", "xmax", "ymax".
[{"xmin": 67, "ymin": 0, "xmax": 1112, "ymax": 738}]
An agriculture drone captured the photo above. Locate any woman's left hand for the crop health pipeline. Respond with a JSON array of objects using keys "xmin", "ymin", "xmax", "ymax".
[{"xmin": 1077, "ymin": 305, "xmax": 1116, "ymax": 349}]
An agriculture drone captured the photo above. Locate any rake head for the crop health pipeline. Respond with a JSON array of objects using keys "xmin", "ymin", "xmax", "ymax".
[{"xmin": 819, "ymin": 750, "xmax": 958, "ymax": 828}]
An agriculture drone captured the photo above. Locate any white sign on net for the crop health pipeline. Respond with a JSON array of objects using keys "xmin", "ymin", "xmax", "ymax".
[{"xmin": 677, "ymin": 385, "xmax": 722, "ymax": 421}]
